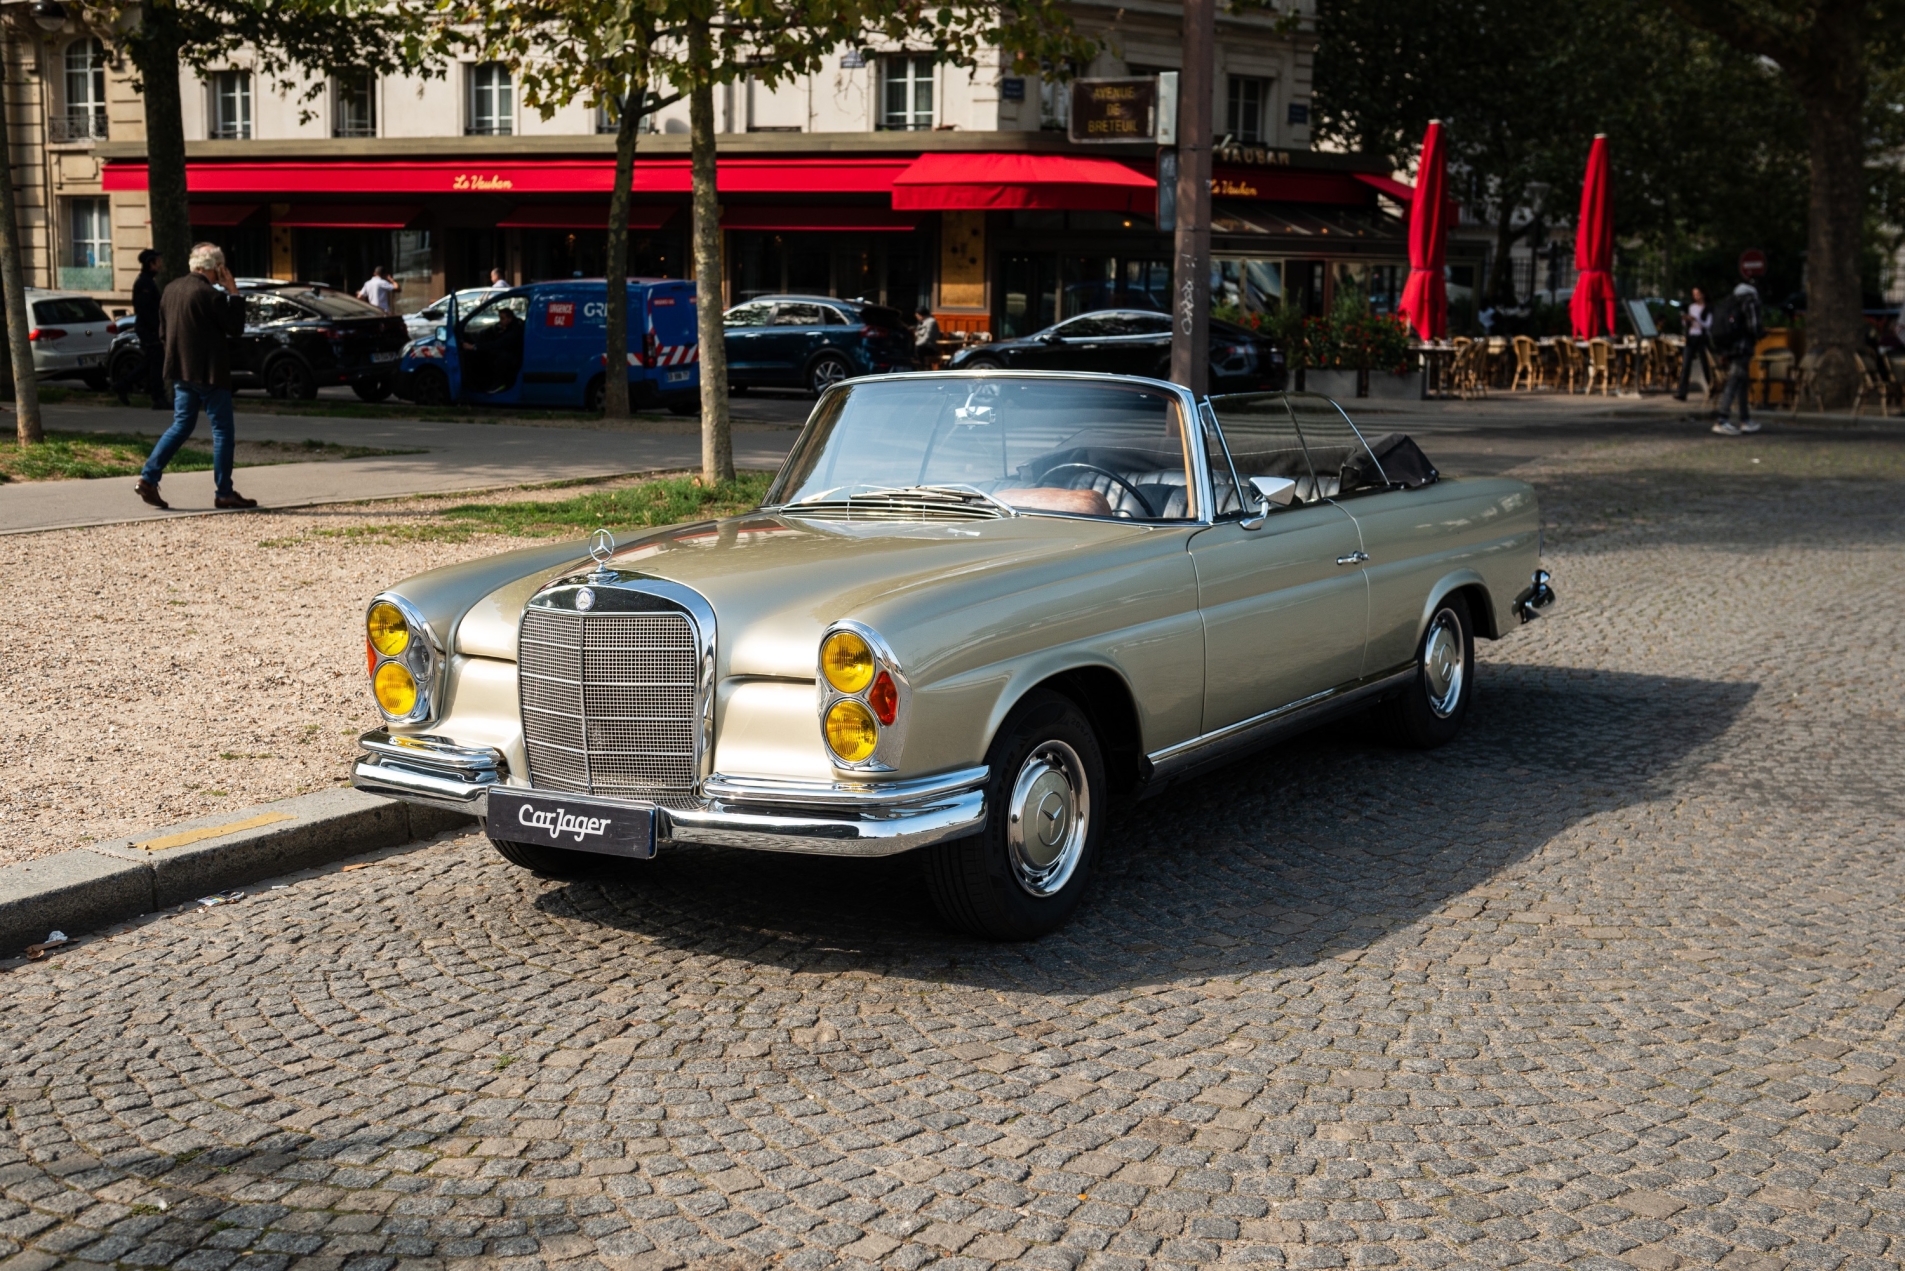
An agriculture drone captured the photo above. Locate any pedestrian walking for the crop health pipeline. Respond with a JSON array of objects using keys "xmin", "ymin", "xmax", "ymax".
[
  {"xmin": 1674, "ymin": 285, "xmax": 1709, "ymax": 402},
  {"xmin": 357, "ymin": 265, "xmax": 400, "ymax": 314},
  {"xmin": 1712, "ymin": 281, "xmax": 1764, "ymax": 436},
  {"xmin": 133, "ymin": 242, "xmax": 256, "ymax": 510},
  {"xmin": 117, "ymin": 249, "xmax": 169, "ymax": 408},
  {"xmin": 914, "ymin": 306, "xmax": 941, "ymax": 369},
  {"xmin": 489, "ymin": 267, "xmax": 510, "ymax": 290}
]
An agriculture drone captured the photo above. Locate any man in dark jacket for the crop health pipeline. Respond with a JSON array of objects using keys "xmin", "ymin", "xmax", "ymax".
[
  {"xmin": 118, "ymin": 249, "xmax": 167, "ymax": 408},
  {"xmin": 134, "ymin": 242, "xmax": 255, "ymax": 509},
  {"xmin": 1712, "ymin": 281, "xmax": 1764, "ymax": 437}
]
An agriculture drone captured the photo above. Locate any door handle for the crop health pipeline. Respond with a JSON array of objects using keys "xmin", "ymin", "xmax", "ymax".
[{"xmin": 1336, "ymin": 551, "xmax": 1370, "ymax": 566}]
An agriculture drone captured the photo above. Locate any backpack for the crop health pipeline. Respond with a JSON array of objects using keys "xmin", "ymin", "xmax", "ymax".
[{"xmin": 1720, "ymin": 291, "xmax": 1764, "ymax": 353}]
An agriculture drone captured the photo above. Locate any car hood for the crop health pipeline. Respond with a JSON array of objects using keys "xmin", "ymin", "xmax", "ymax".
[{"xmin": 452, "ymin": 511, "xmax": 1182, "ymax": 680}]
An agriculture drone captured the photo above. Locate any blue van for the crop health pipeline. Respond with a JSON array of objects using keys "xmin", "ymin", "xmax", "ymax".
[{"xmin": 393, "ymin": 279, "xmax": 700, "ymax": 413}]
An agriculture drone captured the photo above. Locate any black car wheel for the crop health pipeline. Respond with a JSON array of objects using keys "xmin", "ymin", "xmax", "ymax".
[
  {"xmin": 583, "ymin": 375, "xmax": 606, "ymax": 412},
  {"xmin": 962, "ymin": 355, "xmax": 1002, "ymax": 371},
  {"xmin": 352, "ymin": 378, "xmax": 393, "ymax": 403},
  {"xmin": 1374, "ymin": 592, "xmax": 1475, "ymax": 749},
  {"xmin": 808, "ymin": 352, "xmax": 852, "ymax": 396},
  {"xmin": 924, "ymin": 690, "xmax": 1106, "ymax": 941},
  {"xmin": 411, "ymin": 366, "xmax": 453, "ymax": 407},
  {"xmin": 488, "ymin": 831, "xmax": 624, "ymax": 879},
  {"xmin": 264, "ymin": 356, "xmax": 318, "ymax": 400}
]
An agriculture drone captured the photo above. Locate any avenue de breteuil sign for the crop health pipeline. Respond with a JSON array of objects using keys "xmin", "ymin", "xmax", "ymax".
[{"xmin": 1069, "ymin": 77, "xmax": 1160, "ymax": 144}]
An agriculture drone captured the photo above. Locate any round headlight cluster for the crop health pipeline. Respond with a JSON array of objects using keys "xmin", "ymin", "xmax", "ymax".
[
  {"xmin": 367, "ymin": 601, "xmax": 410, "ymax": 656},
  {"xmin": 818, "ymin": 626, "xmax": 903, "ymax": 766},
  {"xmin": 374, "ymin": 661, "xmax": 418, "ymax": 715},
  {"xmin": 364, "ymin": 595, "xmax": 435, "ymax": 724}
]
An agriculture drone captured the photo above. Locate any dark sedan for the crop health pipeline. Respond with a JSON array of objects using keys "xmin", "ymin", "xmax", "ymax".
[
  {"xmin": 947, "ymin": 309, "xmax": 1285, "ymax": 391},
  {"xmin": 224, "ymin": 284, "xmax": 411, "ymax": 400},
  {"xmin": 723, "ymin": 295, "xmax": 917, "ymax": 396}
]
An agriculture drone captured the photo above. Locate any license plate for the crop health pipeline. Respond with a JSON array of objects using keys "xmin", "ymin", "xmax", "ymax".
[
  {"xmin": 77, "ymin": 354, "xmax": 102, "ymax": 366},
  {"xmin": 371, "ymin": 351, "xmax": 400, "ymax": 363},
  {"xmin": 486, "ymin": 788, "xmax": 657, "ymax": 859},
  {"xmin": 665, "ymin": 369, "xmax": 691, "ymax": 383}
]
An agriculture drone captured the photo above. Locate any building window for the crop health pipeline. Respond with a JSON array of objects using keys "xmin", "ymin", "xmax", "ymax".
[
  {"xmin": 57, "ymin": 39, "xmax": 107, "ymax": 142},
  {"xmin": 882, "ymin": 57, "xmax": 933, "ymax": 131},
  {"xmin": 467, "ymin": 63, "xmax": 513, "ymax": 136},
  {"xmin": 333, "ymin": 73, "xmax": 376, "ymax": 137},
  {"xmin": 1225, "ymin": 75, "xmax": 1266, "ymax": 144},
  {"xmin": 209, "ymin": 70, "xmax": 251, "ymax": 139},
  {"xmin": 61, "ymin": 197, "xmax": 113, "ymax": 290},
  {"xmin": 595, "ymin": 98, "xmax": 658, "ymax": 135}
]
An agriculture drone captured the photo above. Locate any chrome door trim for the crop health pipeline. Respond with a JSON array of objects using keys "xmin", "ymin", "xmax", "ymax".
[{"xmin": 1146, "ymin": 664, "xmax": 1415, "ymax": 781}]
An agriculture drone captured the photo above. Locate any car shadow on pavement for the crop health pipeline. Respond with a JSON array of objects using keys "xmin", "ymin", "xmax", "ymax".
[{"xmin": 535, "ymin": 663, "xmax": 1755, "ymax": 990}]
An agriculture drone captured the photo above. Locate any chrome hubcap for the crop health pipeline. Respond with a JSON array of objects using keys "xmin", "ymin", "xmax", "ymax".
[
  {"xmin": 813, "ymin": 360, "xmax": 848, "ymax": 390},
  {"xmin": 1005, "ymin": 740, "xmax": 1089, "ymax": 898},
  {"xmin": 1423, "ymin": 608, "xmax": 1465, "ymax": 718}
]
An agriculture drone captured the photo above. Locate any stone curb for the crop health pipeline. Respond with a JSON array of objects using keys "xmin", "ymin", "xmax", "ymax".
[{"xmin": 0, "ymin": 789, "xmax": 474, "ymax": 952}]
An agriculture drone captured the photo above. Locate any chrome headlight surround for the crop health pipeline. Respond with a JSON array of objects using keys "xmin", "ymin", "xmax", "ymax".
[
  {"xmin": 365, "ymin": 591, "xmax": 444, "ymax": 727},
  {"xmin": 816, "ymin": 619, "xmax": 909, "ymax": 772}
]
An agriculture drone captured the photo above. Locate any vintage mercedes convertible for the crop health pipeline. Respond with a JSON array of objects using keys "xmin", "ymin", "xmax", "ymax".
[{"xmin": 354, "ymin": 373, "xmax": 1552, "ymax": 939}]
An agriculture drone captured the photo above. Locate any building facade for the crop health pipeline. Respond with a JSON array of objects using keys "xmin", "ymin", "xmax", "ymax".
[{"xmin": 7, "ymin": 2, "xmax": 1449, "ymax": 338}]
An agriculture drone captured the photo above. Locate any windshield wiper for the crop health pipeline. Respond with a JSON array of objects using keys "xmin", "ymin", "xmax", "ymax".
[{"xmin": 910, "ymin": 484, "xmax": 1019, "ymax": 516}]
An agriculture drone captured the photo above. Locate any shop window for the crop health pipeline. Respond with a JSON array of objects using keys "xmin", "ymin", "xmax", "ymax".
[
  {"xmin": 58, "ymin": 39, "xmax": 107, "ymax": 142},
  {"xmin": 60, "ymin": 197, "xmax": 112, "ymax": 291},
  {"xmin": 334, "ymin": 73, "xmax": 376, "ymax": 138},
  {"xmin": 1225, "ymin": 75, "xmax": 1266, "ymax": 144},
  {"xmin": 209, "ymin": 70, "xmax": 251, "ymax": 140},
  {"xmin": 882, "ymin": 57, "xmax": 933, "ymax": 131},
  {"xmin": 468, "ymin": 63, "xmax": 513, "ymax": 136}
]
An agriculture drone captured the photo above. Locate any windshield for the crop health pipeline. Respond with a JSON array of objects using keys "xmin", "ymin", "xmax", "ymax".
[{"xmin": 764, "ymin": 377, "xmax": 1197, "ymax": 521}]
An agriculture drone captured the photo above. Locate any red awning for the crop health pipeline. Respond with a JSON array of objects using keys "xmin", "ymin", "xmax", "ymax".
[
  {"xmin": 1353, "ymin": 172, "xmax": 1415, "ymax": 203},
  {"xmin": 892, "ymin": 153, "xmax": 1153, "ymax": 212},
  {"xmin": 496, "ymin": 204, "xmax": 678, "ymax": 230},
  {"xmin": 1209, "ymin": 166, "xmax": 1379, "ymax": 205},
  {"xmin": 720, "ymin": 206, "xmax": 917, "ymax": 232},
  {"xmin": 102, "ymin": 157, "xmax": 913, "ymax": 198},
  {"xmin": 273, "ymin": 203, "xmax": 422, "ymax": 228},
  {"xmin": 188, "ymin": 203, "xmax": 259, "ymax": 226}
]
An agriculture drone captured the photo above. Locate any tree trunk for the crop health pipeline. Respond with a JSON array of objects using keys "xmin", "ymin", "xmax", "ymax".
[
  {"xmin": 1795, "ymin": 34, "xmax": 1865, "ymax": 407},
  {"xmin": 1484, "ymin": 196, "xmax": 1522, "ymax": 309},
  {"xmin": 602, "ymin": 81, "xmax": 644, "ymax": 419},
  {"xmin": 134, "ymin": 1, "xmax": 191, "ymax": 290},
  {"xmin": 0, "ymin": 40, "xmax": 42, "ymax": 444},
  {"xmin": 689, "ymin": 25, "xmax": 731, "ymax": 484}
]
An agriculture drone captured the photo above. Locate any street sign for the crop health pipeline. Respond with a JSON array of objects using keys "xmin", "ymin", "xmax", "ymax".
[
  {"xmin": 1069, "ymin": 77, "xmax": 1158, "ymax": 144},
  {"xmin": 1739, "ymin": 248, "xmax": 1767, "ymax": 280}
]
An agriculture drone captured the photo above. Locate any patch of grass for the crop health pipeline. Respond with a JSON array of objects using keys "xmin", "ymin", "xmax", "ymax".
[{"xmin": 0, "ymin": 430, "xmax": 420, "ymax": 482}]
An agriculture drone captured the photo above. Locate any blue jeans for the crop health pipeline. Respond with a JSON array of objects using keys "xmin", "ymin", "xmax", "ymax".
[
  {"xmin": 141, "ymin": 381, "xmax": 235, "ymax": 495},
  {"xmin": 1716, "ymin": 356, "xmax": 1752, "ymax": 423}
]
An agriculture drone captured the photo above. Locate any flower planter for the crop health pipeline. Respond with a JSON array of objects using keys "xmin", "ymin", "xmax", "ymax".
[
  {"xmin": 1302, "ymin": 369, "xmax": 1359, "ymax": 400},
  {"xmin": 1364, "ymin": 369, "xmax": 1426, "ymax": 400},
  {"xmin": 1296, "ymin": 368, "xmax": 1424, "ymax": 401}
]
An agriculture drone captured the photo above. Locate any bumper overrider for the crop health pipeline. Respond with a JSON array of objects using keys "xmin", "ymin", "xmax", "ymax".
[{"xmin": 352, "ymin": 730, "xmax": 987, "ymax": 858}]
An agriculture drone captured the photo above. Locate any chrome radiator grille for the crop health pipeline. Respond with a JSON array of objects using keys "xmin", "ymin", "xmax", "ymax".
[{"xmin": 518, "ymin": 607, "xmax": 700, "ymax": 805}]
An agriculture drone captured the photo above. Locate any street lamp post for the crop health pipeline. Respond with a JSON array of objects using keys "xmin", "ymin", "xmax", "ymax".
[
  {"xmin": 1168, "ymin": 0, "xmax": 1214, "ymax": 396},
  {"xmin": 0, "ymin": 0, "xmax": 66, "ymax": 445}
]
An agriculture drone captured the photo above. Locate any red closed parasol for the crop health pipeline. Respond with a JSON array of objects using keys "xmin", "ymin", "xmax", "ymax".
[
  {"xmin": 1570, "ymin": 134, "xmax": 1618, "ymax": 339},
  {"xmin": 1396, "ymin": 120, "xmax": 1449, "ymax": 341}
]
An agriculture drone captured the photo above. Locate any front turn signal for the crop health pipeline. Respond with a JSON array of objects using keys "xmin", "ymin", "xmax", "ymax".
[
  {"xmin": 373, "ymin": 661, "xmax": 418, "ymax": 716},
  {"xmin": 868, "ymin": 670, "xmax": 898, "ymax": 725},
  {"xmin": 821, "ymin": 629, "xmax": 874, "ymax": 693},
  {"xmin": 824, "ymin": 698, "xmax": 878, "ymax": 762}
]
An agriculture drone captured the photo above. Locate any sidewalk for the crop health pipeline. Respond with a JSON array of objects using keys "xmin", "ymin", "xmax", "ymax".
[{"xmin": 0, "ymin": 398, "xmax": 803, "ymax": 535}]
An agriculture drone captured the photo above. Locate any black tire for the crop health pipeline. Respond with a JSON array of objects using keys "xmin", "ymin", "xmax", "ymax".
[
  {"xmin": 1373, "ymin": 592, "xmax": 1475, "ymax": 749},
  {"xmin": 487, "ymin": 830, "xmax": 624, "ymax": 878},
  {"xmin": 666, "ymin": 394, "xmax": 699, "ymax": 416},
  {"xmin": 264, "ymin": 357, "xmax": 317, "ymax": 400},
  {"xmin": 963, "ymin": 356, "xmax": 1003, "ymax": 371},
  {"xmin": 808, "ymin": 352, "xmax": 852, "ymax": 396},
  {"xmin": 584, "ymin": 375, "xmax": 606, "ymax": 412},
  {"xmin": 924, "ymin": 690, "xmax": 1106, "ymax": 940},
  {"xmin": 412, "ymin": 366, "xmax": 453, "ymax": 407},
  {"xmin": 82, "ymin": 371, "xmax": 110, "ymax": 392},
  {"xmin": 352, "ymin": 378, "xmax": 393, "ymax": 403}
]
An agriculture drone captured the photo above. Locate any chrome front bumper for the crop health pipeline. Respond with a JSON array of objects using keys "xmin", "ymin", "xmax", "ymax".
[{"xmin": 352, "ymin": 730, "xmax": 988, "ymax": 857}]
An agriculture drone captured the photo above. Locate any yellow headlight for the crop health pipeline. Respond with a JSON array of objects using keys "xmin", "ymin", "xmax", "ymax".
[
  {"xmin": 373, "ymin": 661, "xmax": 418, "ymax": 716},
  {"xmin": 821, "ymin": 630, "xmax": 875, "ymax": 693},
  {"xmin": 367, "ymin": 601, "xmax": 410, "ymax": 656},
  {"xmin": 824, "ymin": 698, "xmax": 878, "ymax": 762}
]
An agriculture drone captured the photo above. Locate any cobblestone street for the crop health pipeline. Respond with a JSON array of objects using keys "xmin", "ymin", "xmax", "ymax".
[{"xmin": 3, "ymin": 427, "xmax": 1903, "ymax": 1271}]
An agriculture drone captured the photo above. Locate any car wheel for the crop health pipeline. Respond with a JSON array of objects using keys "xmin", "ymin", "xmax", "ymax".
[
  {"xmin": 412, "ymin": 366, "xmax": 453, "ymax": 407},
  {"xmin": 352, "ymin": 378, "xmax": 393, "ymax": 403},
  {"xmin": 488, "ymin": 832, "xmax": 624, "ymax": 879},
  {"xmin": 666, "ymin": 394, "xmax": 699, "ymax": 416},
  {"xmin": 1374, "ymin": 592, "xmax": 1474, "ymax": 749},
  {"xmin": 583, "ymin": 375, "xmax": 606, "ymax": 412},
  {"xmin": 264, "ymin": 357, "xmax": 317, "ymax": 400},
  {"xmin": 963, "ymin": 356, "xmax": 1002, "ymax": 371},
  {"xmin": 808, "ymin": 352, "xmax": 852, "ymax": 396},
  {"xmin": 82, "ymin": 371, "xmax": 110, "ymax": 392},
  {"xmin": 924, "ymin": 689, "xmax": 1105, "ymax": 940}
]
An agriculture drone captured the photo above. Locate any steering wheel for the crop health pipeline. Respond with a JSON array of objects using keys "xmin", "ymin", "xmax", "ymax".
[{"xmin": 1038, "ymin": 462, "xmax": 1157, "ymax": 519}]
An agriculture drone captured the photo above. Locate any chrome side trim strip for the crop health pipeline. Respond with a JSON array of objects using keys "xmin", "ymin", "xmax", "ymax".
[
  {"xmin": 701, "ymin": 765, "xmax": 989, "ymax": 808},
  {"xmin": 1146, "ymin": 666, "xmax": 1416, "ymax": 780}
]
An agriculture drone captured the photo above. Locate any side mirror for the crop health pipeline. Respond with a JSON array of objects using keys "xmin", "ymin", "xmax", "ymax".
[
  {"xmin": 434, "ymin": 326, "xmax": 448, "ymax": 342},
  {"xmin": 1240, "ymin": 476, "xmax": 1297, "ymax": 531},
  {"xmin": 1039, "ymin": 331, "xmax": 1063, "ymax": 344}
]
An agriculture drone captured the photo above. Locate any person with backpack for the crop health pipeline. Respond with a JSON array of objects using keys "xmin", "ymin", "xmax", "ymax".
[{"xmin": 1712, "ymin": 281, "xmax": 1764, "ymax": 436}]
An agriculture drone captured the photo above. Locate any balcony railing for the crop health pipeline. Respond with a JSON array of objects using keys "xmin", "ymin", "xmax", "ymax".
[
  {"xmin": 48, "ymin": 111, "xmax": 107, "ymax": 143},
  {"xmin": 58, "ymin": 264, "xmax": 113, "ymax": 291}
]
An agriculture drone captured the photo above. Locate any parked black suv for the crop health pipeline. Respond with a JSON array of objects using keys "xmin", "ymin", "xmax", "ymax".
[
  {"xmin": 723, "ymin": 295, "xmax": 917, "ymax": 395},
  {"xmin": 947, "ymin": 309, "xmax": 1285, "ymax": 391}
]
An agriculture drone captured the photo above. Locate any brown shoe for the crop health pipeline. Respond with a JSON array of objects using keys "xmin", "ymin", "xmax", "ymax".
[
  {"xmin": 214, "ymin": 492, "xmax": 259, "ymax": 510},
  {"xmin": 133, "ymin": 479, "xmax": 168, "ymax": 509}
]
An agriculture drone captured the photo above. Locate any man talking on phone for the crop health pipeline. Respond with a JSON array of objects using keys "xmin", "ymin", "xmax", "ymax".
[{"xmin": 134, "ymin": 242, "xmax": 256, "ymax": 510}]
